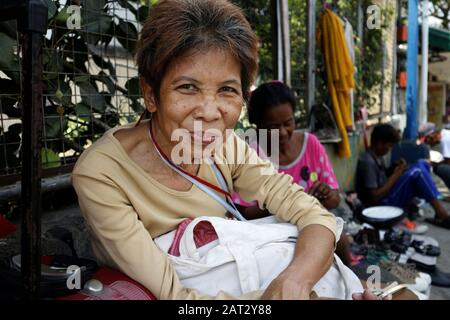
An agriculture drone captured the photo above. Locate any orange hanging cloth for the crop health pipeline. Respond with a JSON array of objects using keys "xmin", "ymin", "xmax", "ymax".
[{"xmin": 317, "ymin": 9, "xmax": 355, "ymax": 158}]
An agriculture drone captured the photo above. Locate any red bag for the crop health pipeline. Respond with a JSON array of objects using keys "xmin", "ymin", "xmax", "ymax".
[
  {"xmin": 0, "ymin": 215, "xmax": 16, "ymax": 238},
  {"xmin": 58, "ymin": 267, "xmax": 157, "ymax": 300},
  {"xmin": 58, "ymin": 218, "xmax": 218, "ymax": 300}
]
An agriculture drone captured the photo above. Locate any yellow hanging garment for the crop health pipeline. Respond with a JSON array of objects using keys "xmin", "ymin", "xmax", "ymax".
[{"xmin": 317, "ymin": 9, "xmax": 355, "ymax": 158}]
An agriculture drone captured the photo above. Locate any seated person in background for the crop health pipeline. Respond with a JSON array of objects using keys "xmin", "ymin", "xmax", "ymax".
[
  {"xmin": 356, "ymin": 123, "xmax": 450, "ymax": 230},
  {"xmin": 390, "ymin": 138, "xmax": 430, "ymax": 167},
  {"xmin": 233, "ymin": 81, "xmax": 356, "ymax": 266},
  {"xmin": 417, "ymin": 122, "xmax": 450, "ymax": 191}
]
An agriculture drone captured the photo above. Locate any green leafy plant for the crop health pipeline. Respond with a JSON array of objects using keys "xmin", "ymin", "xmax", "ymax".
[{"xmin": 0, "ymin": 0, "xmax": 152, "ymax": 174}]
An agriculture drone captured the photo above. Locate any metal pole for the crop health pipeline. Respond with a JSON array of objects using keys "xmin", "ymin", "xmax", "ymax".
[
  {"xmin": 280, "ymin": 0, "xmax": 291, "ymax": 86},
  {"xmin": 270, "ymin": 0, "xmax": 279, "ymax": 81},
  {"xmin": 306, "ymin": 0, "xmax": 316, "ymax": 111},
  {"xmin": 419, "ymin": 0, "xmax": 429, "ymax": 125},
  {"xmin": 357, "ymin": 0, "xmax": 364, "ymax": 46},
  {"xmin": 380, "ymin": 0, "xmax": 389, "ymax": 117},
  {"xmin": 391, "ymin": 0, "xmax": 401, "ymax": 115},
  {"xmin": 404, "ymin": 0, "xmax": 419, "ymax": 140},
  {"xmin": 19, "ymin": 0, "xmax": 47, "ymax": 300},
  {"xmin": 276, "ymin": 0, "xmax": 283, "ymax": 81},
  {"xmin": 20, "ymin": 31, "xmax": 43, "ymax": 299},
  {"xmin": 380, "ymin": 45, "xmax": 386, "ymax": 116},
  {"xmin": 0, "ymin": 174, "xmax": 73, "ymax": 203}
]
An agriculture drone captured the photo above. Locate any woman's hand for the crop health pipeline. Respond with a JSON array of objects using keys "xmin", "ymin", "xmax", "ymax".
[
  {"xmin": 260, "ymin": 269, "xmax": 312, "ymax": 300},
  {"xmin": 352, "ymin": 289, "xmax": 392, "ymax": 300},
  {"xmin": 262, "ymin": 284, "xmax": 393, "ymax": 300},
  {"xmin": 261, "ymin": 225, "xmax": 335, "ymax": 300},
  {"xmin": 392, "ymin": 159, "xmax": 407, "ymax": 177},
  {"xmin": 309, "ymin": 181, "xmax": 340, "ymax": 210},
  {"xmin": 309, "ymin": 181, "xmax": 330, "ymax": 200},
  {"xmin": 307, "ymin": 289, "xmax": 393, "ymax": 300}
]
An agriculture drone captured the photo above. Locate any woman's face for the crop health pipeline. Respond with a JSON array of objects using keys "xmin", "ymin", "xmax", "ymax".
[
  {"xmin": 142, "ymin": 48, "xmax": 243, "ymax": 152},
  {"xmin": 260, "ymin": 102, "xmax": 296, "ymax": 149}
]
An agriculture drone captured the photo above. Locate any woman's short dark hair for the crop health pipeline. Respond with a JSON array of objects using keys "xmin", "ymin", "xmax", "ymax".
[
  {"xmin": 371, "ymin": 124, "xmax": 400, "ymax": 145},
  {"xmin": 248, "ymin": 81, "xmax": 296, "ymax": 126},
  {"xmin": 135, "ymin": 0, "xmax": 258, "ymax": 103}
]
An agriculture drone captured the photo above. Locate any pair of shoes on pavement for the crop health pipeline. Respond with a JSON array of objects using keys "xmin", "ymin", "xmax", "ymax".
[
  {"xmin": 379, "ymin": 260, "xmax": 431, "ymax": 297},
  {"xmin": 386, "ymin": 227, "xmax": 439, "ymax": 257},
  {"xmin": 397, "ymin": 218, "xmax": 429, "ymax": 235},
  {"xmin": 410, "ymin": 240, "xmax": 440, "ymax": 257},
  {"xmin": 384, "ymin": 229, "xmax": 412, "ymax": 253}
]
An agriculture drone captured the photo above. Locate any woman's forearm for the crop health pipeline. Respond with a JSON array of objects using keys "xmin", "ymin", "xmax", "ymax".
[
  {"xmin": 261, "ymin": 224, "xmax": 335, "ymax": 299},
  {"xmin": 287, "ymin": 224, "xmax": 335, "ymax": 289}
]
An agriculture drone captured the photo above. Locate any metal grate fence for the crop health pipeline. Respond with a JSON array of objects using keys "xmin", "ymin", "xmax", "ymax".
[{"xmin": 0, "ymin": 0, "xmax": 150, "ymax": 180}]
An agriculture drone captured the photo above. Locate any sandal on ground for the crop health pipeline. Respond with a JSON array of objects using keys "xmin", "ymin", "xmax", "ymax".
[
  {"xmin": 425, "ymin": 217, "xmax": 450, "ymax": 230},
  {"xmin": 410, "ymin": 240, "xmax": 440, "ymax": 257}
]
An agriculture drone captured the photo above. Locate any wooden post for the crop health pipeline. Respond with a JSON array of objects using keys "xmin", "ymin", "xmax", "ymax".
[{"xmin": 19, "ymin": 0, "xmax": 48, "ymax": 300}]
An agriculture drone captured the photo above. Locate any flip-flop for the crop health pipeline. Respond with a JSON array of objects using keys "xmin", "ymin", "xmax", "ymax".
[
  {"xmin": 411, "ymin": 240, "xmax": 441, "ymax": 257},
  {"xmin": 425, "ymin": 217, "xmax": 450, "ymax": 230}
]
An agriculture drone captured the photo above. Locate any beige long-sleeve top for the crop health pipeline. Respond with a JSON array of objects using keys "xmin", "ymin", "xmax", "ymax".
[{"xmin": 71, "ymin": 123, "xmax": 337, "ymax": 300}]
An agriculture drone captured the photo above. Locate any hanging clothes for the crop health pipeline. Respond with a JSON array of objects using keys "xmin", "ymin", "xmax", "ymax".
[
  {"xmin": 343, "ymin": 18, "xmax": 355, "ymax": 64},
  {"xmin": 317, "ymin": 9, "xmax": 356, "ymax": 158},
  {"xmin": 343, "ymin": 17, "xmax": 356, "ymax": 130}
]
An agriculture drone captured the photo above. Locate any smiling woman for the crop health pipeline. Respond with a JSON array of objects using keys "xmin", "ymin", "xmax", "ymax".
[
  {"xmin": 140, "ymin": 48, "xmax": 244, "ymax": 170},
  {"xmin": 70, "ymin": 0, "xmax": 363, "ymax": 301}
]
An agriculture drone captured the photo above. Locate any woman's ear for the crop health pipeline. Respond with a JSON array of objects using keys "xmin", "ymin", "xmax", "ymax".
[{"xmin": 140, "ymin": 76, "xmax": 157, "ymax": 113}]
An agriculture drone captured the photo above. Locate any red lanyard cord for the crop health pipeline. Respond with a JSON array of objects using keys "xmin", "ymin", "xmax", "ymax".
[{"xmin": 148, "ymin": 121, "xmax": 232, "ymax": 199}]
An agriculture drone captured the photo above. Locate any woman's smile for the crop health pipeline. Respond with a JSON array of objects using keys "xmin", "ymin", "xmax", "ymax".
[{"xmin": 190, "ymin": 131, "xmax": 217, "ymax": 145}]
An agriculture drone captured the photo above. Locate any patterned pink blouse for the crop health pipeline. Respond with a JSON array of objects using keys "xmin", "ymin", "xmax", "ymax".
[{"xmin": 233, "ymin": 132, "xmax": 339, "ymax": 206}]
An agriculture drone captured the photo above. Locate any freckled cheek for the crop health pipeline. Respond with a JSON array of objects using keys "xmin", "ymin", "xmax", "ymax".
[
  {"xmin": 222, "ymin": 101, "xmax": 242, "ymax": 125},
  {"xmin": 168, "ymin": 99, "xmax": 197, "ymax": 120}
]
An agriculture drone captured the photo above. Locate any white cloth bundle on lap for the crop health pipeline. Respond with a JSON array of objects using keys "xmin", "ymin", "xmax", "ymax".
[{"xmin": 155, "ymin": 216, "xmax": 363, "ymax": 299}]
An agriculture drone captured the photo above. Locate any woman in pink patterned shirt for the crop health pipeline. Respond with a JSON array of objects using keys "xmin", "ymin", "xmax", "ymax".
[
  {"xmin": 233, "ymin": 81, "xmax": 354, "ymax": 266},
  {"xmin": 233, "ymin": 81, "xmax": 341, "ymax": 212}
]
